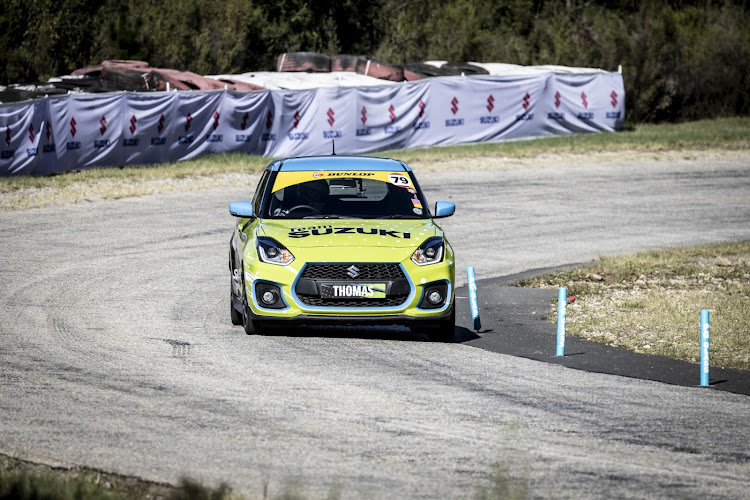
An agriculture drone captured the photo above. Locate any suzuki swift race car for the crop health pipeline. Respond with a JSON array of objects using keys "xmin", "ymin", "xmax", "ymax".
[{"xmin": 228, "ymin": 155, "xmax": 456, "ymax": 341}]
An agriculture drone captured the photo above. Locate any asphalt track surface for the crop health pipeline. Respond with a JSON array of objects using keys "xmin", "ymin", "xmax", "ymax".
[{"xmin": 1, "ymin": 152, "xmax": 750, "ymax": 498}]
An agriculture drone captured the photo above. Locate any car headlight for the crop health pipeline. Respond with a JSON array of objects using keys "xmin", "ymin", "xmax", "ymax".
[
  {"xmin": 257, "ymin": 237, "xmax": 295, "ymax": 265},
  {"xmin": 411, "ymin": 236, "xmax": 444, "ymax": 266}
]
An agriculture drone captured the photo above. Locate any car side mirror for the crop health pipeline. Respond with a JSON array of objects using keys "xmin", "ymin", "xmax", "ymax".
[
  {"xmin": 229, "ymin": 201, "xmax": 255, "ymax": 218},
  {"xmin": 433, "ymin": 201, "xmax": 455, "ymax": 218}
]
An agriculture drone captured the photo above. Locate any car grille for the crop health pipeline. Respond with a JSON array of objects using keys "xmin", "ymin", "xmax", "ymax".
[
  {"xmin": 296, "ymin": 263, "xmax": 410, "ymax": 308},
  {"xmin": 299, "ymin": 296, "xmax": 409, "ymax": 307},
  {"xmin": 300, "ymin": 263, "xmax": 405, "ymax": 281}
]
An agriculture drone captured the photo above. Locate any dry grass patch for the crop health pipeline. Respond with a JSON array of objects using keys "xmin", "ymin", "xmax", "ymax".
[{"xmin": 515, "ymin": 241, "xmax": 750, "ymax": 370}]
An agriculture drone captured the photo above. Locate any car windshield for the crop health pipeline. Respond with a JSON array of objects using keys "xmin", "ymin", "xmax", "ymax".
[{"xmin": 265, "ymin": 171, "xmax": 428, "ymax": 219}]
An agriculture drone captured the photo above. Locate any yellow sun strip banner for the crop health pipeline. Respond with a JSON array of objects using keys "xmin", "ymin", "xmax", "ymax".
[{"xmin": 271, "ymin": 171, "xmax": 412, "ymax": 193}]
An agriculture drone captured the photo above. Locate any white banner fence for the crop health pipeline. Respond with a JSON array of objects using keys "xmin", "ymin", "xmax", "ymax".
[{"xmin": 0, "ymin": 72, "xmax": 624, "ymax": 176}]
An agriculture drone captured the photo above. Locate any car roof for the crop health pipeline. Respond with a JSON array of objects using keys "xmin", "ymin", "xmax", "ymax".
[{"xmin": 269, "ymin": 155, "xmax": 410, "ymax": 172}]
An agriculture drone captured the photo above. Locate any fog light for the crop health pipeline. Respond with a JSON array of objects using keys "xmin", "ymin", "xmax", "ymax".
[
  {"xmin": 428, "ymin": 290, "xmax": 443, "ymax": 304},
  {"xmin": 261, "ymin": 290, "xmax": 277, "ymax": 305}
]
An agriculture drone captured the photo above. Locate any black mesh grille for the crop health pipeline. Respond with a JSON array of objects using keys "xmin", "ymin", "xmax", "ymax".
[
  {"xmin": 300, "ymin": 263, "xmax": 405, "ymax": 281},
  {"xmin": 298, "ymin": 296, "xmax": 409, "ymax": 307}
]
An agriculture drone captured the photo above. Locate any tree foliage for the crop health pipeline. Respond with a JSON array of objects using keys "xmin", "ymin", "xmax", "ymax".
[{"xmin": 1, "ymin": 0, "xmax": 747, "ymax": 123}]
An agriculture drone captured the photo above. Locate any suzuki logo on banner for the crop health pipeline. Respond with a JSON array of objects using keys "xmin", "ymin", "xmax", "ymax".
[
  {"xmin": 516, "ymin": 93, "xmax": 534, "ymax": 121},
  {"xmin": 46, "ymin": 121, "xmax": 52, "ymax": 141},
  {"xmin": 293, "ymin": 110, "xmax": 301, "ymax": 129},
  {"xmin": 388, "ymin": 104, "xmax": 396, "ymax": 122},
  {"xmin": 554, "ymin": 91, "xmax": 561, "ymax": 109},
  {"xmin": 241, "ymin": 112, "xmax": 249, "ymax": 130},
  {"xmin": 99, "ymin": 116, "xmax": 107, "ymax": 135},
  {"xmin": 213, "ymin": 112, "xmax": 220, "ymax": 130},
  {"xmin": 157, "ymin": 114, "xmax": 165, "ymax": 134},
  {"xmin": 70, "ymin": 117, "xmax": 77, "ymax": 137},
  {"xmin": 28, "ymin": 124, "xmax": 35, "ymax": 143},
  {"xmin": 610, "ymin": 91, "xmax": 618, "ymax": 108},
  {"xmin": 487, "ymin": 95, "xmax": 495, "ymax": 112},
  {"xmin": 361, "ymin": 106, "xmax": 367, "ymax": 125},
  {"xmin": 581, "ymin": 92, "xmax": 588, "ymax": 109},
  {"xmin": 266, "ymin": 111, "xmax": 273, "ymax": 129},
  {"xmin": 418, "ymin": 100, "xmax": 425, "ymax": 118},
  {"xmin": 450, "ymin": 97, "xmax": 459, "ymax": 115},
  {"xmin": 129, "ymin": 115, "xmax": 137, "ymax": 135},
  {"xmin": 5, "ymin": 126, "xmax": 9, "ymax": 147},
  {"xmin": 185, "ymin": 114, "xmax": 193, "ymax": 132},
  {"xmin": 522, "ymin": 92, "xmax": 531, "ymax": 111},
  {"xmin": 327, "ymin": 108, "xmax": 335, "ymax": 126}
]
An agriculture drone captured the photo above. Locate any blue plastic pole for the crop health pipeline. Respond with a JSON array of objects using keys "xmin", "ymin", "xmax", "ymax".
[
  {"xmin": 556, "ymin": 287, "xmax": 567, "ymax": 356},
  {"xmin": 466, "ymin": 266, "xmax": 481, "ymax": 331},
  {"xmin": 700, "ymin": 309, "xmax": 710, "ymax": 387}
]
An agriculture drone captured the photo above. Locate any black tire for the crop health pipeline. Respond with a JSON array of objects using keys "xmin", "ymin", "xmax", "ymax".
[
  {"xmin": 231, "ymin": 290, "xmax": 243, "ymax": 326},
  {"xmin": 428, "ymin": 307, "xmax": 455, "ymax": 343}
]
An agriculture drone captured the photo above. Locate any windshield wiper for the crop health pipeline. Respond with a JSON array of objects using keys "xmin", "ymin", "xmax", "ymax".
[{"xmin": 302, "ymin": 215, "xmax": 362, "ymax": 219}]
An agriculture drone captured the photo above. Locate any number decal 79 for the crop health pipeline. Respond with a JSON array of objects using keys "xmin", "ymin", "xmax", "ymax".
[{"xmin": 388, "ymin": 174, "xmax": 412, "ymax": 186}]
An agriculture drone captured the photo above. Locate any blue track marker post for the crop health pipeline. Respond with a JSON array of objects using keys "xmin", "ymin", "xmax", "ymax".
[
  {"xmin": 466, "ymin": 266, "xmax": 481, "ymax": 331},
  {"xmin": 700, "ymin": 309, "xmax": 710, "ymax": 387},
  {"xmin": 556, "ymin": 287, "xmax": 567, "ymax": 356}
]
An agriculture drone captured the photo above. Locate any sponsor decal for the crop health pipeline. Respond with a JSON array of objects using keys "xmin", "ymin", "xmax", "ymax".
[
  {"xmin": 516, "ymin": 92, "xmax": 533, "ymax": 120},
  {"xmin": 288, "ymin": 226, "xmax": 411, "ymax": 239},
  {"xmin": 212, "ymin": 111, "xmax": 220, "ymax": 130},
  {"xmin": 554, "ymin": 91, "xmax": 561, "ymax": 109},
  {"xmin": 293, "ymin": 110, "xmax": 301, "ymax": 129},
  {"xmin": 185, "ymin": 114, "xmax": 192, "ymax": 132},
  {"xmin": 5, "ymin": 126, "xmax": 10, "ymax": 146},
  {"xmin": 356, "ymin": 128, "xmax": 371, "ymax": 136},
  {"xmin": 418, "ymin": 100, "xmax": 426, "ymax": 118},
  {"xmin": 385, "ymin": 125, "xmax": 401, "ymax": 134},
  {"xmin": 388, "ymin": 104, "xmax": 396, "ymax": 122},
  {"xmin": 288, "ymin": 132, "xmax": 309, "ymax": 141},
  {"xmin": 94, "ymin": 139, "xmax": 111, "ymax": 148},
  {"xmin": 129, "ymin": 115, "xmax": 137, "ymax": 135},
  {"xmin": 480, "ymin": 116, "xmax": 499, "ymax": 124},
  {"xmin": 266, "ymin": 111, "xmax": 273, "ymax": 129},
  {"xmin": 412, "ymin": 121, "xmax": 430, "ymax": 130},
  {"xmin": 323, "ymin": 130, "xmax": 342, "ymax": 139},
  {"xmin": 157, "ymin": 114, "xmax": 165, "ymax": 134},
  {"xmin": 577, "ymin": 112, "xmax": 594, "ymax": 120},
  {"xmin": 241, "ymin": 112, "xmax": 249, "ymax": 130},
  {"xmin": 26, "ymin": 148, "xmax": 37, "ymax": 156},
  {"xmin": 450, "ymin": 97, "xmax": 459, "ymax": 115},
  {"xmin": 205, "ymin": 134, "xmax": 223, "ymax": 143},
  {"xmin": 547, "ymin": 112, "xmax": 565, "ymax": 120},
  {"xmin": 487, "ymin": 95, "xmax": 495, "ymax": 112},
  {"xmin": 123, "ymin": 138, "xmax": 140, "ymax": 147},
  {"xmin": 99, "ymin": 116, "xmax": 107, "ymax": 135},
  {"xmin": 321, "ymin": 284, "xmax": 387, "ymax": 299},
  {"xmin": 28, "ymin": 123, "xmax": 34, "ymax": 144},
  {"xmin": 327, "ymin": 108, "xmax": 335, "ymax": 127},
  {"xmin": 581, "ymin": 92, "xmax": 588, "ymax": 109},
  {"xmin": 0, "ymin": 150, "xmax": 14, "ymax": 159},
  {"xmin": 235, "ymin": 134, "xmax": 252, "ymax": 143},
  {"xmin": 606, "ymin": 111, "xmax": 622, "ymax": 119},
  {"xmin": 610, "ymin": 90, "xmax": 618, "ymax": 108},
  {"xmin": 261, "ymin": 133, "xmax": 277, "ymax": 141},
  {"xmin": 178, "ymin": 135, "xmax": 194, "ymax": 144},
  {"xmin": 46, "ymin": 121, "xmax": 52, "ymax": 141},
  {"xmin": 151, "ymin": 137, "xmax": 166, "ymax": 146},
  {"xmin": 445, "ymin": 118, "xmax": 464, "ymax": 127},
  {"xmin": 70, "ymin": 117, "xmax": 77, "ymax": 137},
  {"xmin": 361, "ymin": 106, "xmax": 368, "ymax": 125},
  {"xmin": 66, "ymin": 141, "xmax": 81, "ymax": 150},
  {"xmin": 43, "ymin": 144, "xmax": 56, "ymax": 153}
]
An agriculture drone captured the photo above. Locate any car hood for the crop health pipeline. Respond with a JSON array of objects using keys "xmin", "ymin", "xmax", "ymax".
[{"xmin": 258, "ymin": 219, "xmax": 440, "ymax": 249}]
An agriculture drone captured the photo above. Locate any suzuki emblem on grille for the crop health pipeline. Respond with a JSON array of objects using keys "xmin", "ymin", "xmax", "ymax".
[{"xmin": 347, "ymin": 265, "xmax": 360, "ymax": 279}]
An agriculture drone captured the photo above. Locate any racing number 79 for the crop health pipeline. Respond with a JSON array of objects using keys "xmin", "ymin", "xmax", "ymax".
[{"xmin": 389, "ymin": 174, "xmax": 410, "ymax": 185}]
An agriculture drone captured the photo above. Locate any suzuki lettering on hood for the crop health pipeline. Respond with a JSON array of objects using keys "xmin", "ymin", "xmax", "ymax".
[{"xmin": 289, "ymin": 225, "xmax": 410, "ymax": 239}]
